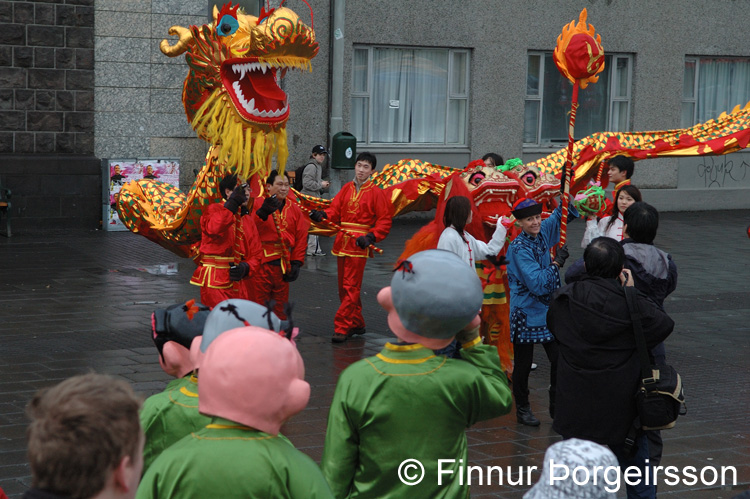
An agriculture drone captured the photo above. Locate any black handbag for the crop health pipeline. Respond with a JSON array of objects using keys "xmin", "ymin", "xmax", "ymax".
[{"xmin": 624, "ymin": 287, "xmax": 686, "ymax": 431}]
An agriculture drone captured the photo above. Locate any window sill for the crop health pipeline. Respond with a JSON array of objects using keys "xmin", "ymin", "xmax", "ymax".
[
  {"xmin": 356, "ymin": 144, "xmax": 471, "ymax": 152},
  {"xmin": 523, "ymin": 145, "xmax": 567, "ymax": 154}
]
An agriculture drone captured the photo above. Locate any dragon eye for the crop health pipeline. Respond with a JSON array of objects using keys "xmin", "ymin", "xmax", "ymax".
[
  {"xmin": 217, "ymin": 14, "xmax": 239, "ymax": 36},
  {"xmin": 521, "ymin": 172, "xmax": 537, "ymax": 185}
]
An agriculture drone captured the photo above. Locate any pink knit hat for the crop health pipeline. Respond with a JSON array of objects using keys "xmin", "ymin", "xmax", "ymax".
[{"xmin": 198, "ymin": 327, "xmax": 310, "ymax": 435}]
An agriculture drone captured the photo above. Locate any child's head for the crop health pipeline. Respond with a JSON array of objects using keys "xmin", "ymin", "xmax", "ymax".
[
  {"xmin": 443, "ymin": 196, "xmax": 473, "ymax": 234},
  {"xmin": 354, "ymin": 152, "xmax": 377, "ymax": 183},
  {"xmin": 606, "ymin": 155, "xmax": 634, "ymax": 184}
]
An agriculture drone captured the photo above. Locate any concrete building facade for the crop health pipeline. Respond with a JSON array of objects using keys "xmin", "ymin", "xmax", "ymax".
[{"xmin": 2, "ymin": 0, "xmax": 750, "ymax": 231}]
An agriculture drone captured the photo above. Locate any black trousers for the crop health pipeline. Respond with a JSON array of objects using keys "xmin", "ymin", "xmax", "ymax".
[{"xmin": 512, "ymin": 339, "xmax": 559, "ymax": 409}]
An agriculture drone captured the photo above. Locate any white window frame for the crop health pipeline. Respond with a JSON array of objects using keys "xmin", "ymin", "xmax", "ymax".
[
  {"xmin": 351, "ymin": 45, "xmax": 470, "ymax": 147},
  {"xmin": 524, "ymin": 51, "xmax": 633, "ymax": 149}
]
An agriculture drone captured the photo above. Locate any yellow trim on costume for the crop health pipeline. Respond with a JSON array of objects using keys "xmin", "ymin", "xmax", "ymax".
[
  {"xmin": 461, "ymin": 336, "xmax": 483, "ymax": 349},
  {"xmin": 168, "ymin": 389, "xmax": 198, "ymax": 409},
  {"xmin": 205, "ymin": 423, "xmax": 251, "ymax": 430},
  {"xmin": 384, "ymin": 342, "xmax": 424, "ymax": 352},
  {"xmin": 375, "ymin": 353, "xmax": 436, "ymax": 364},
  {"xmin": 341, "ymin": 221, "xmax": 371, "ymax": 230},
  {"xmin": 190, "ymin": 374, "xmax": 198, "ymax": 383},
  {"xmin": 179, "ymin": 386, "xmax": 199, "ymax": 398},
  {"xmin": 331, "ymin": 249, "xmax": 370, "ymax": 258},
  {"xmin": 365, "ymin": 356, "xmax": 447, "ymax": 376},
  {"xmin": 193, "ymin": 423, "xmax": 277, "ymax": 442}
]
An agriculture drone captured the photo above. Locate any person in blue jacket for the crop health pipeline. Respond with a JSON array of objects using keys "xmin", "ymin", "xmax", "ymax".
[{"xmin": 505, "ymin": 197, "xmax": 578, "ymax": 426}]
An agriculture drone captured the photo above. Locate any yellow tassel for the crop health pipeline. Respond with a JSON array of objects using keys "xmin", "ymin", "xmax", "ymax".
[
  {"xmin": 277, "ymin": 128, "xmax": 288, "ymax": 173},
  {"xmin": 243, "ymin": 128, "xmax": 253, "ymax": 176},
  {"xmin": 253, "ymin": 133, "xmax": 266, "ymax": 177}
]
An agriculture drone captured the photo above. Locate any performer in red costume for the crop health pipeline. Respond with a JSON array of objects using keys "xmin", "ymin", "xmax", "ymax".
[
  {"xmin": 190, "ymin": 174, "xmax": 262, "ymax": 308},
  {"xmin": 248, "ymin": 170, "xmax": 309, "ymax": 319},
  {"xmin": 310, "ymin": 152, "xmax": 393, "ymax": 343}
]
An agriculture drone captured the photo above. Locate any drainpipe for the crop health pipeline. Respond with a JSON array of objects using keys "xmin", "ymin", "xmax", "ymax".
[{"xmin": 329, "ymin": 0, "xmax": 346, "ymax": 194}]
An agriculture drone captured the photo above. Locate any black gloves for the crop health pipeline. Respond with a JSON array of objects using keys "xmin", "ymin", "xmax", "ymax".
[
  {"xmin": 282, "ymin": 260, "xmax": 303, "ymax": 282},
  {"xmin": 256, "ymin": 196, "xmax": 281, "ymax": 221},
  {"xmin": 229, "ymin": 261, "xmax": 250, "ymax": 281},
  {"xmin": 553, "ymin": 244, "xmax": 570, "ymax": 268},
  {"xmin": 486, "ymin": 254, "xmax": 509, "ymax": 268},
  {"xmin": 356, "ymin": 232, "xmax": 376, "ymax": 249},
  {"xmin": 309, "ymin": 210, "xmax": 328, "ymax": 223},
  {"xmin": 224, "ymin": 185, "xmax": 248, "ymax": 214}
]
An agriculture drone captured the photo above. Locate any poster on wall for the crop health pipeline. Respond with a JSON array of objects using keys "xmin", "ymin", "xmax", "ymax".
[{"xmin": 103, "ymin": 158, "xmax": 180, "ymax": 231}]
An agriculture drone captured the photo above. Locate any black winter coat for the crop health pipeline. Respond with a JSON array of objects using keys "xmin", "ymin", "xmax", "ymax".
[{"xmin": 547, "ymin": 276, "xmax": 674, "ymax": 446}]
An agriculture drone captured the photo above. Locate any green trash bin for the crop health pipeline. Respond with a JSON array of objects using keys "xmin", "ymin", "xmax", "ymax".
[{"xmin": 331, "ymin": 132, "xmax": 357, "ymax": 169}]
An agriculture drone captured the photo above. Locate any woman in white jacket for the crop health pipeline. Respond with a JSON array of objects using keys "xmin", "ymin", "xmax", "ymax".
[
  {"xmin": 437, "ymin": 196, "xmax": 507, "ymax": 267},
  {"xmin": 581, "ymin": 185, "xmax": 642, "ymax": 248}
]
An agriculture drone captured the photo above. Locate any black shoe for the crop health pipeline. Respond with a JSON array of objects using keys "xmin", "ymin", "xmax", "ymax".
[
  {"xmin": 516, "ymin": 405, "xmax": 541, "ymax": 426},
  {"xmin": 331, "ymin": 333, "xmax": 348, "ymax": 343},
  {"xmin": 349, "ymin": 327, "xmax": 366, "ymax": 336}
]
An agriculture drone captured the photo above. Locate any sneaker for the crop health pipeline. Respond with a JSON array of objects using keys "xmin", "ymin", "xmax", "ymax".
[
  {"xmin": 530, "ymin": 362, "xmax": 538, "ymax": 371},
  {"xmin": 331, "ymin": 333, "xmax": 348, "ymax": 343},
  {"xmin": 348, "ymin": 327, "xmax": 366, "ymax": 336},
  {"xmin": 312, "ymin": 251, "xmax": 326, "ymax": 256}
]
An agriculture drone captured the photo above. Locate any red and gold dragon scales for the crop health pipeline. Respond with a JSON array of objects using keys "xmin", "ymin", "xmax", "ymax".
[{"xmin": 115, "ymin": 2, "xmax": 750, "ymax": 255}]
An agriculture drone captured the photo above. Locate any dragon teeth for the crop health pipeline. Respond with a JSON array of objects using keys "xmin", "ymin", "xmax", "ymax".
[
  {"xmin": 231, "ymin": 62, "xmax": 273, "ymax": 78},
  {"xmin": 232, "ymin": 80, "xmax": 287, "ymax": 118}
]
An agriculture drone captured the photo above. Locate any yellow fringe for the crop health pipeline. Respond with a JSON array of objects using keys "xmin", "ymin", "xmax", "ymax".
[
  {"xmin": 277, "ymin": 128, "xmax": 288, "ymax": 173},
  {"xmin": 190, "ymin": 89, "xmax": 286, "ymax": 180}
]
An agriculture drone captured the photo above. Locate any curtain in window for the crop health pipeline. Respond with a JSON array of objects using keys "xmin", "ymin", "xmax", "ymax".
[
  {"xmin": 371, "ymin": 48, "xmax": 448, "ymax": 143},
  {"xmin": 696, "ymin": 59, "xmax": 750, "ymax": 123}
]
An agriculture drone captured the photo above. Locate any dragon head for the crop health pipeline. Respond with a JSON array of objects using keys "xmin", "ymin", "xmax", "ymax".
[
  {"xmin": 160, "ymin": 3, "xmax": 319, "ymax": 179},
  {"xmin": 457, "ymin": 159, "xmax": 561, "ymax": 226}
]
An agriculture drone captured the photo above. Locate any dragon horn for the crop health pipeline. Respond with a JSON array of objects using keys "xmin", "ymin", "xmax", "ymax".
[{"xmin": 160, "ymin": 25, "xmax": 193, "ymax": 57}]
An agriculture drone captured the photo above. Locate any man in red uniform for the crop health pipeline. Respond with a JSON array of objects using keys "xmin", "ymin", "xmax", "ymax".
[
  {"xmin": 190, "ymin": 174, "xmax": 262, "ymax": 308},
  {"xmin": 601, "ymin": 155, "xmax": 634, "ymax": 214},
  {"xmin": 310, "ymin": 152, "xmax": 392, "ymax": 343},
  {"xmin": 248, "ymin": 170, "xmax": 309, "ymax": 319}
]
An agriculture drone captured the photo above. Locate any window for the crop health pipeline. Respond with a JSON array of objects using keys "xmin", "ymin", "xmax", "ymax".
[
  {"xmin": 682, "ymin": 57, "xmax": 750, "ymax": 127},
  {"xmin": 524, "ymin": 52, "xmax": 632, "ymax": 147},
  {"xmin": 351, "ymin": 46, "xmax": 470, "ymax": 145}
]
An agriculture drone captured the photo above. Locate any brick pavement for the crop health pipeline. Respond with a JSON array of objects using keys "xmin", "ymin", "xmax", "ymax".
[{"xmin": 1, "ymin": 210, "xmax": 749, "ymax": 498}]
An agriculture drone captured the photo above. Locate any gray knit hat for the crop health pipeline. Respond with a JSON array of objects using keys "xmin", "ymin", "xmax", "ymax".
[{"xmin": 524, "ymin": 438, "xmax": 619, "ymax": 499}]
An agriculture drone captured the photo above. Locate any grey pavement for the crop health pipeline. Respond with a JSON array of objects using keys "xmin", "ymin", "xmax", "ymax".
[{"xmin": 1, "ymin": 210, "xmax": 749, "ymax": 498}]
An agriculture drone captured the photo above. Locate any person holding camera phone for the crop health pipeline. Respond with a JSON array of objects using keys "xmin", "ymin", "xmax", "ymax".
[
  {"xmin": 190, "ymin": 174, "xmax": 262, "ymax": 308},
  {"xmin": 548, "ymin": 237, "xmax": 674, "ymax": 499}
]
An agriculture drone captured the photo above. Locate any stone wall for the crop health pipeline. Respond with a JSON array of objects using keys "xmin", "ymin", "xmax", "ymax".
[
  {"xmin": 0, "ymin": 0, "xmax": 96, "ymax": 232},
  {"xmin": 94, "ymin": 0, "xmax": 208, "ymax": 190}
]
